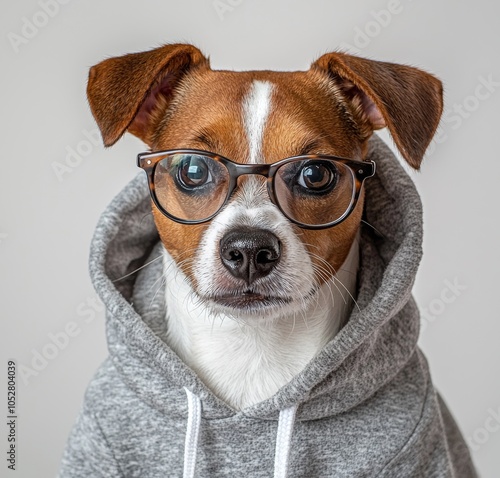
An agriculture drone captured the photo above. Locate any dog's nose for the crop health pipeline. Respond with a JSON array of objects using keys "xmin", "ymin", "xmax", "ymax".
[{"xmin": 219, "ymin": 228, "xmax": 281, "ymax": 284}]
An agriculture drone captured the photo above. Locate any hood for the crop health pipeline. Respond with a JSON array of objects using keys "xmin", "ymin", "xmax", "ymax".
[{"xmin": 89, "ymin": 134, "xmax": 422, "ymax": 422}]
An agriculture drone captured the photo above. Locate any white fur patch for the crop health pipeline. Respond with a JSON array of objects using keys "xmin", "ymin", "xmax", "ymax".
[{"xmin": 243, "ymin": 80, "xmax": 273, "ymax": 163}]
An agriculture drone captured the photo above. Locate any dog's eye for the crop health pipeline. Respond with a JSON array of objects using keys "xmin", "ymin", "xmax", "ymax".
[
  {"xmin": 297, "ymin": 162, "xmax": 337, "ymax": 193},
  {"xmin": 177, "ymin": 155, "xmax": 212, "ymax": 188}
]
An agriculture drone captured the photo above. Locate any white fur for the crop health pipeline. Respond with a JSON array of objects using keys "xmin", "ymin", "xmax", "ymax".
[
  {"xmin": 162, "ymin": 79, "xmax": 360, "ymax": 410},
  {"xmin": 243, "ymin": 80, "xmax": 273, "ymax": 163}
]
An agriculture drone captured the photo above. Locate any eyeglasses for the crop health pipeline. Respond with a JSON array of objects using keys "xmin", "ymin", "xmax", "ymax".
[{"xmin": 137, "ymin": 149, "xmax": 375, "ymax": 230}]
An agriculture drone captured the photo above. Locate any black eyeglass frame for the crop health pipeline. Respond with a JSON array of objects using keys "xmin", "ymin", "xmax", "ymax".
[{"xmin": 137, "ymin": 149, "xmax": 376, "ymax": 230}]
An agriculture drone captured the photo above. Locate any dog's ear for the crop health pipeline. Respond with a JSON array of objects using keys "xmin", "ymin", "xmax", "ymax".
[
  {"xmin": 312, "ymin": 52, "xmax": 443, "ymax": 169},
  {"xmin": 87, "ymin": 43, "xmax": 209, "ymax": 147}
]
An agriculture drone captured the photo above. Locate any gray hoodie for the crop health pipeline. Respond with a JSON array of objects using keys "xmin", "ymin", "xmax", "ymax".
[{"xmin": 59, "ymin": 136, "xmax": 477, "ymax": 477}]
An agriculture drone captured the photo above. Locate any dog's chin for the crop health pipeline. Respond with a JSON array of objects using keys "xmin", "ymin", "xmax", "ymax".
[{"xmin": 201, "ymin": 287, "xmax": 318, "ymax": 322}]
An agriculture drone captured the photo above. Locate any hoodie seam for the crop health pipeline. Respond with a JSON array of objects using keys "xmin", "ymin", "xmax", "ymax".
[{"xmin": 375, "ymin": 358, "xmax": 431, "ymax": 476}]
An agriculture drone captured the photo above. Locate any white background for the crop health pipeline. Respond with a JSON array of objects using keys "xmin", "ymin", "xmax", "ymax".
[{"xmin": 1, "ymin": 1, "xmax": 499, "ymax": 476}]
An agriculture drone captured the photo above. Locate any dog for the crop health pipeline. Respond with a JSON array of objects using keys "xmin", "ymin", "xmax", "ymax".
[
  {"xmin": 86, "ymin": 43, "xmax": 442, "ymax": 411},
  {"xmin": 58, "ymin": 43, "xmax": 478, "ymax": 477}
]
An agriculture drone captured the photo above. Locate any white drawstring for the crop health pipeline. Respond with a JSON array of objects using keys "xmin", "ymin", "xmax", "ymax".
[
  {"xmin": 274, "ymin": 404, "xmax": 299, "ymax": 478},
  {"xmin": 183, "ymin": 388, "xmax": 202, "ymax": 478},
  {"xmin": 182, "ymin": 390, "xmax": 298, "ymax": 478}
]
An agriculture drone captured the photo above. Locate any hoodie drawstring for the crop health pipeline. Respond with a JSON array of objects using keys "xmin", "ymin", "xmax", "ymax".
[
  {"xmin": 273, "ymin": 404, "xmax": 298, "ymax": 478},
  {"xmin": 183, "ymin": 388, "xmax": 202, "ymax": 478},
  {"xmin": 183, "ymin": 389, "xmax": 298, "ymax": 478}
]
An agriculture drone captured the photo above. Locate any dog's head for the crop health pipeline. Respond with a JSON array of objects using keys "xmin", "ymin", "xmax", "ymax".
[{"xmin": 87, "ymin": 44, "xmax": 442, "ymax": 320}]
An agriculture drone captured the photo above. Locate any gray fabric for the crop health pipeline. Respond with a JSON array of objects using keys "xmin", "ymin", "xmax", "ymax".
[{"xmin": 59, "ymin": 135, "xmax": 477, "ymax": 477}]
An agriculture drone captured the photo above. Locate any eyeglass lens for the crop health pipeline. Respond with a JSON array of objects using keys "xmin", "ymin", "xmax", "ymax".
[
  {"xmin": 154, "ymin": 153, "xmax": 230, "ymax": 221},
  {"xmin": 274, "ymin": 160, "xmax": 354, "ymax": 226}
]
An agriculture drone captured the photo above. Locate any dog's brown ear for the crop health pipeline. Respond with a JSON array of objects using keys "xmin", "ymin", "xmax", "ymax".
[
  {"xmin": 87, "ymin": 44, "xmax": 209, "ymax": 147},
  {"xmin": 312, "ymin": 52, "xmax": 443, "ymax": 169}
]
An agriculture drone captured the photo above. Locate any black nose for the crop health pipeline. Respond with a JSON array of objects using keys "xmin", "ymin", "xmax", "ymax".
[{"xmin": 219, "ymin": 228, "xmax": 281, "ymax": 284}]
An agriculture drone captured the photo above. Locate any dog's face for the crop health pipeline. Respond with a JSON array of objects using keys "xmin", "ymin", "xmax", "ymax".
[
  {"xmin": 87, "ymin": 44, "xmax": 442, "ymax": 320},
  {"xmin": 148, "ymin": 69, "xmax": 367, "ymax": 320}
]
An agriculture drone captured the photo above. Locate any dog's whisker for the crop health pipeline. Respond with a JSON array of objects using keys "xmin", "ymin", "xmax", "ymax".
[
  {"xmin": 148, "ymin": 269, "xmax": 167, "ymax": 295},
  {"xmin": 112, "ymin": 254, "xmax": 164, "ymax": 282},
  {"xmin": 337, "ymin": 267, "xmax": 358, "ymax": 277},
  {"xmin": 285, "ymin": 313, "xmax": 297, "ymax": 341},
  {"xmin": 149, "ymin": 276, "xmax": 167, "ymax": 308},
  {"xmin": 139, "ymin": 212, "xmax": 153, "ymax": 226},
  {"xmin": 332, "ymin": 277, "xmax": 361, "ymax": 313},
  {"xmin": 361, "ymin": 219, "xmax": 384, "ymax": 238}
]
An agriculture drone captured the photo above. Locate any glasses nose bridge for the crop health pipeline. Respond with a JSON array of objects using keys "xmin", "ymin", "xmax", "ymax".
[
  {"xmin": 226, "ymin": 162, "xmax": 275, "ymax": 205},
  {"xmin": 232, "ymin": 162, "xmax": 272, "ymax": 179},
  {"xmin": 230, "ymin": 162, "xmax": 273, "ymax": 192}
]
